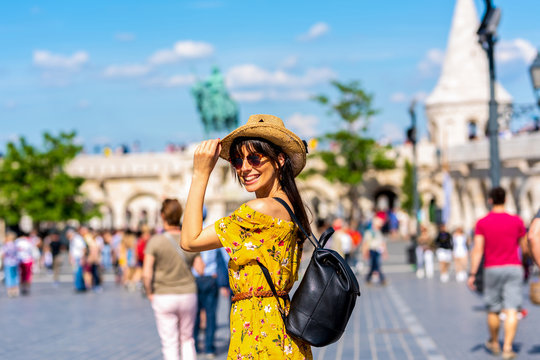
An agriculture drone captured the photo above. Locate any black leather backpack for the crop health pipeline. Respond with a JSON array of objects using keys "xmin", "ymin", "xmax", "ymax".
[{"xmin": 258, "ymin": 198, "xmax": 361, "ymax": 347}]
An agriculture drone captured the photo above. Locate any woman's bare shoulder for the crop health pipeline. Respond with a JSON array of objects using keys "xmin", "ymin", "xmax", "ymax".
[{"xmin": 245, "ymin": 198, "xmax": 292, "ymax": 222}]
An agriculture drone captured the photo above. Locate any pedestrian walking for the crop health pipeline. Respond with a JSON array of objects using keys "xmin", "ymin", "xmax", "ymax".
[
  {"xmin": 119, "ymin": 231, "xmax": 138, "ymax": 291},
  {"xmin": 193, "ymin": 249, "xmax": 221, "ymax": 358},
  {"xmin": 452, "ymin": 227, "xmax": 469, "ymax": 282},
  {"xmin": 416, "ymin": 225, "xmax": 435, "ymax": 279},
  {"xmin": 2, "ymin": 231, "xmax": 20, "ymax": 297},
  {"xmin": 435, "ymin": 224, "xmax": 453, "ymax": 283},
  {"xmin": 363, "ymin": 217, "xmax": 388, "ymax": 285},
  {"xmin": 47, "ymin": 231, "xmax": 63, "ymax": 285},
  {"xmin": 468, "ymin": 187, "xmax": 527, "ymax": 360},
  {"xmin": 331, "ymin": 218, "xmax": 353, "ymax": 263},
  {"xmin": 143, "ymin": 198, "xmax": 203, "ymax": 360},
  {"xmin": 16, "ymin": 234, "xmax": 35, "ymax": 295},
  {"xmin": 67, "ymin": 229, "xmax": 87, "ymax": 292},
  {"xmin": 181, "ymin": 114, "xmax": 313, "ymax": 359}
]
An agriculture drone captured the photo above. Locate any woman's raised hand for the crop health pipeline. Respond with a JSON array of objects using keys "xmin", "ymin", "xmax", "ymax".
[{"xmin": 193, "ymin": 139, "xmax": 222, "ymax": 177}]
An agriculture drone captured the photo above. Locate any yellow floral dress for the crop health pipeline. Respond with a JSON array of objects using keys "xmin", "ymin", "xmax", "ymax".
[{"xmin": 215, "ymin": 204, "xmax": 312, "ymax": 360}]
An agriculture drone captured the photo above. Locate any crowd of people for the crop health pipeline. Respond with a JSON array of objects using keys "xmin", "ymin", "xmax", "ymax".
[{"xmin": 1, "ymin": 109, "xmax": 539, "ymax": 360}]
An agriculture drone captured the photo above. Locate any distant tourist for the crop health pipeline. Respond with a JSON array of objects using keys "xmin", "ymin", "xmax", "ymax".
[
  {"xmin": 363, "ymin": 217, "xmax": 388, "ymax": 285},
  {"xmin": 452, "ymin": 227, "xmax": 469, "ymax": 282},
  {"xmin": 143, "ymin": 199, "xmax": 203, "ymax": 360},
  {"xmin": 67, "ymin": 229, "xmax": 87, "ymax": 292},
  {"xmin": 435, "ymin": 224, "xmax": 453, "ymax": 283},
  {"xmin": 16, "ymin": 234, "xmax": 35, "ymax": 295},
  {"xmin": 2, "ymin": 231, "xmax": 20, "ymax": 297},
  {"xmin": 416, "ymin": 225, "xmax": 435, "ymax": 279}
]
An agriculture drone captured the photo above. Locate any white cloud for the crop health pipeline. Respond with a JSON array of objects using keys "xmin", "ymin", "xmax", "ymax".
[
  {"xmin": 417, "ymin": 48, "xmax": 444, "ymax": 77},
  {"xmin": 496, "ymin": 38, "xmax": 537, "ymax": 64},
  {"xmin": 148, "ymin": 40, "xmax": 214, "ymax": 65},
  {"xmin": 287, "ymin": 113, "xmax": 319, "ymax": 137},
  {"xmin": 33, "ymin": 50, "xmax": 89, "ymax": 71},
  {"xmin": 115, "ymin": 32, "xmax": 136, "ymax": 42},
  {"xmin": 226, "ymin": 64, "xmax": 335, "ymax": 88},
  {"xmin": 103, "ymin": 64, "xmax": 151, "ymax": 78},
  {"xmin": 298, "ymin": 22, "xmax": 330, "ymax": 41},
  {"xmin": 145, "ymin": 74, "xmax": 196, "ymax": 87}
]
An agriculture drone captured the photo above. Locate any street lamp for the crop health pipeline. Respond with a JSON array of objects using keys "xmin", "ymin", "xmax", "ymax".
[
  {"xmin": 408, "ymin": 100, "xmax": 420, "ymax": 242},
  {"xmin": 477, "ymin": 0, "xmax": 502, "ymax": 187},
  {"xmin": 529, "ymin": 51, "xmax": 540, "ymax": 108}
]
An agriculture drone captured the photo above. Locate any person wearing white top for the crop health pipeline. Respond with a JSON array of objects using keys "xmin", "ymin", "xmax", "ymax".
[{"xmin": 452, "ymin": 227, "xmax": 469, "ymax": 282}]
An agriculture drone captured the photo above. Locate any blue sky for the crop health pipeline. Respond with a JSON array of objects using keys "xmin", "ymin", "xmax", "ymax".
[{"xmin": 1, "ymin": 0, "xmax": 539, "ymax": 153}]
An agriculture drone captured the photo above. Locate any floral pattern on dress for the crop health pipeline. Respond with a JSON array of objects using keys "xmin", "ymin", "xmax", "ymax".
[{"xmin": 215, "ymin": 204, "xmax": 312, "ymax": 360}]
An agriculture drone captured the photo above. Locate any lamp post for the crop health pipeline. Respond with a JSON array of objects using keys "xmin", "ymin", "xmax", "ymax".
[
  {"xmin": 530, "ymin": 51, "xmax": 540, "ymax": 108},
  {"xmin": 408, "ymin": 100, "xmax": 420, "ymax": 241},
  {"xmin": 477, "ymin": 0, "xmax": 502, "ymax": 187}
]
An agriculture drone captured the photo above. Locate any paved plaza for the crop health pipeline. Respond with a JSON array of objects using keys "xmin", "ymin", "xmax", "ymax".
[{"xmin": 1, "ymin": 242, "xmax": 540, "ymax": 360}]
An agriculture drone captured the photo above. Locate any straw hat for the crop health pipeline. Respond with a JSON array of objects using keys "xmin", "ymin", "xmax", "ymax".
[{"xmin": 219, "ymin": 114, "xmax": 307, "ymax": 176}]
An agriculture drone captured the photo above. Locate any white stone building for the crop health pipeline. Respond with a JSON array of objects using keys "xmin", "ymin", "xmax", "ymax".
[{"xmin": 66, "ymin": 0, "xmax": 539, "ymax": 233}]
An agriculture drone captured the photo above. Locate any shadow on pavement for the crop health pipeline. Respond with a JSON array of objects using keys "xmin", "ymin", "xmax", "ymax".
[{"xmin": 528, "ymin": 345, "xmax": 540, "ymax": 355}]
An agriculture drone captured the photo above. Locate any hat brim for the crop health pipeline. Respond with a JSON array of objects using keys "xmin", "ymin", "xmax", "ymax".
[{"xmin": 219, "ymin": 123, "xmax": 306, "ymax": 177}]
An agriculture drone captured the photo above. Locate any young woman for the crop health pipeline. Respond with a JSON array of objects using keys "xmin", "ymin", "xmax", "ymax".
[
  {"xmin": 181, "ymin": 114, "xmax": 312, "ymax": 359},
  {"xmin": 143, "ymin": 199, "xmax": 203, "ymax": 360},
  {"xmin": 452, "ymin": 227, "xmax": 469, "ymax": 282}
]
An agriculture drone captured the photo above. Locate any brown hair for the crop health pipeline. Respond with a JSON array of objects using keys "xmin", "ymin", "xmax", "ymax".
[
  {"xmin": 229, "ymin": 137, "xmax": 311, "ymax": 241},
  {"xmin": 161, "ymin": 198, "xmax": 183, "ymax": 226}
]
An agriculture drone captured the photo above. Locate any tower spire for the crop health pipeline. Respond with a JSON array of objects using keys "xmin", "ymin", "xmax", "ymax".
[{"xmin": 426, "ymin": 0, "xmax": 511, "ymax": 105}]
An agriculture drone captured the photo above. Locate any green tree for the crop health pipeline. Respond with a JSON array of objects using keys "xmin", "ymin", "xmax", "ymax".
[
  {"xmin": 0, "ymin": 131, "xmax": 99, "ymax": 227},
  {"xmin": 305, "ymin": 80, "xmax": 395, "ymax": 226},
  {"xmin": 400, "ymin": 159, "xmax": 422, "ymax": 216}
]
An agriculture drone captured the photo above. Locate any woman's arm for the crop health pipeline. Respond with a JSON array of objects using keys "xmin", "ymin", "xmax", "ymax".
[
  {"xmin": 181, "ymin": 139, "xmax": 223, "ymax": 252},
  {"xmin": 142, "ymin": 254, "xmax": 155, "ymax": 301}
]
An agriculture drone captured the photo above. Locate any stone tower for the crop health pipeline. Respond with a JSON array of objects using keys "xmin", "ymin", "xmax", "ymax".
[{"xmin": 425, "ymin": 0, "xmax": 512, "ymax": 151}]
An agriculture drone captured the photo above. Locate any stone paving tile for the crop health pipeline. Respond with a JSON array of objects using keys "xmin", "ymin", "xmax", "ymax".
[{"xmin": 2, "ymin": 241, "xmax": 540, "ymax": 360}]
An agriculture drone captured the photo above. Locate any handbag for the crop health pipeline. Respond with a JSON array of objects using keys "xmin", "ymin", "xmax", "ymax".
[
  {"xmin": 257, "ymin": 197, "xmax": 361, "ymax": 347},
  {"xmin": 530, "ymin": 280, "xmax": 540, "ymax": 305}
]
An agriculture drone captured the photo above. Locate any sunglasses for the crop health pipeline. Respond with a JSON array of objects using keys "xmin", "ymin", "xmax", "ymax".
[{"xmin": 229, "ymin": 153, "xmax": 264, "ymax": 170}]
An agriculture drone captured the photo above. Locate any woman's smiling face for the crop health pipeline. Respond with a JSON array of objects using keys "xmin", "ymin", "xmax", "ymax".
[{"xmin": 232, "ymin": 145, "xmax": 282, "ymax": 197}]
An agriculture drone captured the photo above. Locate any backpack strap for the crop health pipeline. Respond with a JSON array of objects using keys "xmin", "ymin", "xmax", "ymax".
[
  {"xmin": 257, "ymin": 261, "xmax": 287, "ymax": 323},
  {"xmin": 272, "ymin": 197, "xmax": 322, "ymax": 249},
  {"xmin": 163, "ymin": 232, "xmax": 187, "ymax": 263}
]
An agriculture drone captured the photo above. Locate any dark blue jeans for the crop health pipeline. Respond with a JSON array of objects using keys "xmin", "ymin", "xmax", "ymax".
[
  {"xmin": 194, "ymin": 276, "xmax": 218, "ymax": 354},
  {"xmin": 366, "ymin": 250, "xmax": 385, "ymax": 283}
]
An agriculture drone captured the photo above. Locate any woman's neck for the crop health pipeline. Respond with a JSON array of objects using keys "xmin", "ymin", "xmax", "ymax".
[{"xmin": 256, "ymin": 183, "xmax": 286, "ymax": 199}]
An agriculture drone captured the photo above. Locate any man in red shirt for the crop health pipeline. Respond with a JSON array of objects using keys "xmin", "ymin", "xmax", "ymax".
[{"xmin": 468, "ymin": 187, "xmax": 526, "ymax": 360}]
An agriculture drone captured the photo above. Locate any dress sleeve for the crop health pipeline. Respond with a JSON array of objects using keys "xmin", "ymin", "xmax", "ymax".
[{"xmin": 214, "ymin": 204, "xmax": 292, "ymax": 266}]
